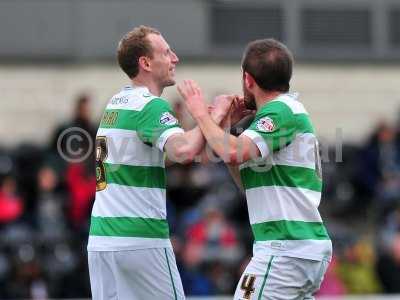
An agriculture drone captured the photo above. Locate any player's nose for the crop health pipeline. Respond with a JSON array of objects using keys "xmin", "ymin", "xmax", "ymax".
[{"xmin": 171, "ymin": 51, "xmax": 179, "ymax": 64}]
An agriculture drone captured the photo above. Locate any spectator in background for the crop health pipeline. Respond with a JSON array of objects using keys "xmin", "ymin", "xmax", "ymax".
[
  {"xmin": 48, "ymin": 93, "xmax": 97, "ymax": 235},
  {"xmin": 50, "ymin": 93, "xmax": 97, "ymax": 156},
  {"xmin": 184, "ymin": 204, "xmax": 240, "ymax": 264},
  {"xmin": 65, "ymin": 162, "xmax": 96, "ymax": 233},
  {"xmin": 337, "ymin": 239, "xmax": 381, "ymax": 294},
  {"xmin": 317, "ymin": 255, "xmax": 346, "ymax": 296},
  {"xmin": 375, "ymin": 124, "xmax": 400, "ymax": 205},
  {"xmin": 183, "ymin": 204, "xmax": 242, "ymax": 294},
  {"xmin": 170, "ymin": 235, "xmax": 215, "ymax": 296},
  {"xmin": 361, "ymin": 122, "xmax": 400, "ymax": 215},
  {"xmin": 49, "ymin": 93, "xmax": 97, "ymax": 176},
  {"xmin": 36, "ymin": 166, "xmax": 67, "ymax": 240},
  {"xmin": 376, "ymin": 205, "xmax": 400, "ymax": 293},
  {"xmin": 0, "ymin": 174, "xmax": 24, "ymax": 225},
  {"xmin": 6, "ymin": 254, "xmax": 48, "ymax": 300}
]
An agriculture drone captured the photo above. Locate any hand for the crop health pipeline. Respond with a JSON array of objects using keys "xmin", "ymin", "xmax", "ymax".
[
  {"xmin": 230, "ymin": 96, "xmax": 255, "ymax": 125},
  {"xmin": 220, "ymin": 112, "xmax": 231, "ymax": 131},
  {"xmin": 177, "ymin": 80, "xmax": 208, "ymax": 120},
  {"xmin": 208, "ymin": 104, "xmax": 231, "ymax": 130},
  {"xmin": 211, "ymin": 94, "xmax": 235, "ymax": 124}
]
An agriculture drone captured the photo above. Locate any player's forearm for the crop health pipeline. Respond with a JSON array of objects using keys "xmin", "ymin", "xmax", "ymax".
[
  {"xmin": 192, "ymin": 112, "xmax": 230, "ymax": 164},
  {"xmin": 195, "ymin": 114, "xmax": 239, "ymax": 164},
  {"xmin": 164, "ymin": 127, "xmax": 204, "ymax": 164},
  {"xmin": 181, "ymin": 126, "xmax": 205, "ymax": 156},
  {"xmin": 165, "ymin": 114, "xmax": 226, "ymax": 164}
]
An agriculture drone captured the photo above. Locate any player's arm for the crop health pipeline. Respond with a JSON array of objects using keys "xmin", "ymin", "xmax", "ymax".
[
  {"xmin": 193, "ymin": 113, "xmax": 261, "ymax": 165},
  {"xmin": 165, "ymin": 92, "xmax": 240, "ymax": 165},
  {"xmin": 222, "ymin": 102, "xmax": 256, "ymax": 189},
  {"xmin": 187, "ymin": 95, "xmax": 249, "ymax": 165},
  {"xmin": 164, "ymin": 97, "xmax": 232, "ymax": 164},
  {"xmin": 136, "ymin": 97, "xmax": 203, "ymax": 164},
  {"xmin": 177, "ymin": 80, "xmax": 260, "ymax": 165},
  {"xmin": 178, "ymin": 80, "xmax": 296, "ymax": 166},
  {"xmin": 163, "ymin": 126, "xmax": 204, "ymax": 164}
]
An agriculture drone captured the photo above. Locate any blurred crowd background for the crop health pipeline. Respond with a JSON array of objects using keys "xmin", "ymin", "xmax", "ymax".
[
  {"xmin": 1, "ymin": 93, "xmax": 400, "ymax": 298},
  {"xmin": 1, "ymin": 0, "xmax": 400, "ymax": 299}
]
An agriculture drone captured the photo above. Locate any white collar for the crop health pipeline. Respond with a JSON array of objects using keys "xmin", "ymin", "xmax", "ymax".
[{"xmin": 122, "ymin": 84, "xmax": 150, "ymax": 94}]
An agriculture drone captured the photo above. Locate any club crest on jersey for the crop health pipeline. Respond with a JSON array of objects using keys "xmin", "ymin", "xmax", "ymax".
[
  {"xmin": 256, "ymin": 117, "xmax": 275, "ymax": 132},
  {"xmin": 160, "ymin": 112, "xmax": 178, "ymax": 125}
]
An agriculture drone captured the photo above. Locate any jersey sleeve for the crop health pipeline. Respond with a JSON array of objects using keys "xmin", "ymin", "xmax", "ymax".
[
  {"xmin": 241, "ymin": 101, "xmax": 297, "ymax": 159},
  {"xmin": 136, "ymin": 98, "xmax": 184, "ymax": 152}
]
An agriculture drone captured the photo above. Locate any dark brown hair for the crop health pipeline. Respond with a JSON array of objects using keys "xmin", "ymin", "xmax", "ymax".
[
  {"xmin": 242, "ymin": 39, "xmax": 293, "ymax": 92},
  {"xmin": 117, "ymin": 25, "xmax": 160, "ymax": 78}
]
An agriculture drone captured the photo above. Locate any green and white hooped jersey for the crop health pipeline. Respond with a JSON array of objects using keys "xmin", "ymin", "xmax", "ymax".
[
  {"xmin": 240, "ymin": 93, "xmax": 332, "ymax": 262},
  {"xmin": 87, "ymin": 85, "xmax": 184, "ymax": 251}
]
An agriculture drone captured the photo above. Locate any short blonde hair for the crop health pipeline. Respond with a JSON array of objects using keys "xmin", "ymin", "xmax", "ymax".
[{"xmin": 117, "ymin": 25, "xmax": 160, "ymax": 78}]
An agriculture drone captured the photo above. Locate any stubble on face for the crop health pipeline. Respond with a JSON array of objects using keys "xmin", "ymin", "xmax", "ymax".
[
  {"xmin": 242, "ymin": 80, "xmax": 257, "ymax": 110},
  {"xmin": 147, "ymin": 34, "xmax": 177, "ymax": 89}
]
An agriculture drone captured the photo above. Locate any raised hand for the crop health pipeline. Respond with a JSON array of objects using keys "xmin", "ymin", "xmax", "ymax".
[
  {"xmin": 177, "ymin": 80, "xmax": 208, "ymax": 120},
  {"xmin": 230, "ymin": 96, "xmax": 255, "ymax": 125},
  {"xmin": 211, "ymin": 94, "xmax": 235, "ymax": 123}
]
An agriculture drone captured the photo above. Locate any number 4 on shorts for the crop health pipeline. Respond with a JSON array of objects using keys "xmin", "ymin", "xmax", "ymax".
[{"xmin": 240, "ymin": 274, "xmax": 256, "ymax": 299}]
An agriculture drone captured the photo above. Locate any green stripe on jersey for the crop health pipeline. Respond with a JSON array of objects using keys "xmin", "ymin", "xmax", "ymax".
[
  {"xmin": 99, "ymin": 109, "xmax": 140, "ymax": 130},
  {"xmin": 105, "ymin": 163, "xmax": 166, "ymax": 188},
  {"xmin": 295, "ymin": 114, "xmax": 315, "ymax": 134},
  {"xmin": 262, "ymin": 101, "xmax": 315, "ymax": 135},
  {"xmin": 240, "ymin": 165, "xmax": 322, "ymax": 192},
  {"xmin": 252, "ymin": 220, "xmax": 330, "ymax": 241},
  {"xmin": 90, "ymin": 216, "xmax": 169, "ymax": 238}
]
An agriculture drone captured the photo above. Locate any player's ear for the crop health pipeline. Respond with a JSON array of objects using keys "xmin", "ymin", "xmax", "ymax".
[
  {"xmin": 138, "ymin": 56, "xmax": 151, "ymax": 72},
  {"xmin": 244, "ymin": 72, "xmax": 254, "ymax": 89}
]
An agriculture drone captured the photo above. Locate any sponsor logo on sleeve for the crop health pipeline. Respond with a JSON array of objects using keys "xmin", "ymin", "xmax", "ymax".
[
  {"xmin": 143, "ymin": 92, "xmax": 151, "ymax": 98},
  {"xmin": 256, "ymin": 117, "xmax": 275, "ymax": 132},
  {"xmin": 160, "ymin": 112, "xmax": 178, "ymax": 125}
]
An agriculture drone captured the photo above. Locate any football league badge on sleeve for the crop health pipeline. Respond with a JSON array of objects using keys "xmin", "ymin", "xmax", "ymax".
[
  {"xmin": 256, "ymin": 117, "xmax": 275, "ymax": 132},
  {"xmin": 160, "ymin": 112, "xmax": 178, "ymax": 125}
]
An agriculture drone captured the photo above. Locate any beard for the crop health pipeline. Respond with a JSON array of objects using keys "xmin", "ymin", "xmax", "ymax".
[{"xmin": 243, "ymin": 88, "xmax": 256, "ymax": 110}]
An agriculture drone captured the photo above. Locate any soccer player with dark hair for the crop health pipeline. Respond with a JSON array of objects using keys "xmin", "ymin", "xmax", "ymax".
[{"xmin": 178, "ymin": 39, "xmax": 332, "ymax": 299}]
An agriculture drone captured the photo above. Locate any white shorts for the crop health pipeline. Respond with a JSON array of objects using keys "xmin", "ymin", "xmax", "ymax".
[
  {"xmin": 88, "ymin": 248, "xmax": 185, "ymax": 300},
  {"xmin": 233, "ymin": 255, "xmax": 329, "ymax": 300}
]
